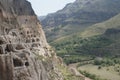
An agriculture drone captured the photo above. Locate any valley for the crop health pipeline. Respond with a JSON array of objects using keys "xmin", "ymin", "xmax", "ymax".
[
  {"xmin": 49, "ymin": 13, "xmax": 120, "ymax": 80},
  {"xmin": 39, "ymin": 0, "xmax": 120, "ymax": 80},
  {"xmin": 1, "ymin": 0, "xmax": 120, "ymax": 80}
]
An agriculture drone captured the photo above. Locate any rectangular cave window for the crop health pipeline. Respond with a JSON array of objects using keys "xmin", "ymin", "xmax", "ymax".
[
  {"xmin": 0, "ymin": 46, "xmax": 4, "ymax": 54},
  {"xmin": 5, "ymin": 44, "xmax": 14, "ymax": 52},
  {"xmin": 13, "ymin": 58, "xmax": 23, "ymax": 67},
  {"xmin": 0, "ymin": 9, "xmax": 3, "ymax": 17}
]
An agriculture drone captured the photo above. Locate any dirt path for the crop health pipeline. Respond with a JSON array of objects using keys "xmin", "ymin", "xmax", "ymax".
[{"xmin": 68, "ymin": 63, "xmax": 92, "ymax": 80}]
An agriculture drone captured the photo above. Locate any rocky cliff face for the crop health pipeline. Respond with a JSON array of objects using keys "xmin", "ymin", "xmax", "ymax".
[
  {"xmin": 40, "ymin": 0, "xmax": 120, "ymax": 42},
  {"xmin": 41, "ymin": 0, "xmax": 120, "ymax": 28},
  {"xmin": 0, "ymin": 0, "xmax": 64, "ymax": 80}
]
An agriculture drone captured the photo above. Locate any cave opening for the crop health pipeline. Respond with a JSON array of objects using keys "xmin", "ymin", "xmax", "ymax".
[
  {"xmin": 25, "ymin": 62, "xmax": 29, "ymax": 67},
  {"xmin": 13, "ymin": 58, "xmax": 23, "ymax": 67},
  {"xmin": 0, "ymin": 46, "xmax": 4, "ymax": 54}
]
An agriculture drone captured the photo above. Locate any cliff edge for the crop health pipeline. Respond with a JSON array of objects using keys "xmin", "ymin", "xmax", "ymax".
[{"xmin": 0, "ymin": 0, "xmax": 64, "ymax": 80}]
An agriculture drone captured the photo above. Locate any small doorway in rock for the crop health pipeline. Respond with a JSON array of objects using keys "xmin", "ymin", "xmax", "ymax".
[{"xmin": 13, "ymin": 58, "xmax": 23, "ymax": 67}]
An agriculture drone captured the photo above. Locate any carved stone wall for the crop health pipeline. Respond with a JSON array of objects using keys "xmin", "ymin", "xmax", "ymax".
[{"xmin": 0, "ymin": 0, "xmax": 63, "ymax": 80}]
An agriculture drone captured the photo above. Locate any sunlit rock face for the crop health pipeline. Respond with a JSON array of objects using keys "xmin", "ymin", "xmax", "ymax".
[{"xmin": 0, "ymin": 0, "xmax": 63, "ymax": 80}]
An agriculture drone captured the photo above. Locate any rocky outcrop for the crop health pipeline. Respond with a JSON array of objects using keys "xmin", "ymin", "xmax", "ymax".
[
  {"xmin": 40, "ymin": 0, "xmax": 120, "ymax": 42},
  {"xmin": 0, "ymin": 0, "xmax": 64, "ymax": 80},
  {"xmin": 41, "ymin": 0, "xmax": 120, "ymax": 28}
]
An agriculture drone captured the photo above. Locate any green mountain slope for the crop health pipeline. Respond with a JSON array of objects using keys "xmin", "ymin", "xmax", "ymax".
[
  {"xmin": 81, "ymin": 13, "xmax": 120, "ymax": 37},
  {"xmin": 51, "ymin": 13, "xmax": 120, "ymax": 61},
  {"xmin": 40, "ymin": 0, "xmax": 120, "ymax": 42}
]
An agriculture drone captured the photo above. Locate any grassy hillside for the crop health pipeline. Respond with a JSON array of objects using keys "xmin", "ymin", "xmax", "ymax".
[
  {"xmin": 81, "ymin": 13, "xmax": 120, "ymax": 37},
  {"xmin": 50, "ymin": 13, "xmax": 120, "ymax": 64},
  {"xmin": 78, "ymin": 64, "xmax": 120, "ymax": 80}
]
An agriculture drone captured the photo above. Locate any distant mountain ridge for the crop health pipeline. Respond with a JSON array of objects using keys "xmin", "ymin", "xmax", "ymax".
[
  {"xmin": 41, "ymin": 0, "xmax": 120, "ymax": 27},
  {"xmin": 40, "ymin": 0, "xmax": 120, "ymax": 42},
  {"xmin": 38, "ymin": 16, "xmax": 46, "ymax": 21}
]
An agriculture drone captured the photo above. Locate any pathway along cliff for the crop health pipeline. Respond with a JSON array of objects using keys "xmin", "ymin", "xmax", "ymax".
[{"xmin": 0, "ymin": 0, "xmax": 65, "ymax": 80}]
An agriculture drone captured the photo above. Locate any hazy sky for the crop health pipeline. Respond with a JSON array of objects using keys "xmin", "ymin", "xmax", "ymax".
[{"xmin": 28, "ymin": 0, "xmax": 75, "ymax": 16}]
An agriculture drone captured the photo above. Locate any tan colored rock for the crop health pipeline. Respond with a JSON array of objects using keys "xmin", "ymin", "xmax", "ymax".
[{"xmin": 0, "ymin": 0, "xmax": 64, "ymax": 80}]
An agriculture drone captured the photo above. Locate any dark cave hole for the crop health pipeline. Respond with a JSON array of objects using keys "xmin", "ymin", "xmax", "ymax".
[
  {"xmin": 0, "ymin": 46, "xmax": 4, "ymax": 54},
  {"xmin": 32, "ymin": 39, "xmax": 35, "ymax": 42},
  {"xmin": 13, "ymin": 58, "xmax": 23, "ymax": 67},
  {"xmin": 25, "ymin": 62, "xmax": 29, "ymax": 67},
  {"xmin": 5, "ymin": 44, "xmax": 14, "ymax": 52}
]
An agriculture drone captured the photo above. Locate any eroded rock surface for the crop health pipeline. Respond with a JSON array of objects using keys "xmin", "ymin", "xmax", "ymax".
[{"xmin": 0, "ymin": 0, "xmax": 63, "ymax": 80}]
